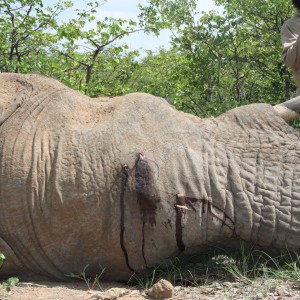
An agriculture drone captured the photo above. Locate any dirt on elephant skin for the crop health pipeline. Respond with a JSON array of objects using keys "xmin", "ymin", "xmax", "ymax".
[{"xmin": 2, "ymin": 278, "xmax": 300, "ymax": 300}]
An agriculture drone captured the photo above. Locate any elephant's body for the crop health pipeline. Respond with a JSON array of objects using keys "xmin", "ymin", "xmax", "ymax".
[{"xmin": 0, "ymin": 73, "xmax": 300, "ymax": 281}]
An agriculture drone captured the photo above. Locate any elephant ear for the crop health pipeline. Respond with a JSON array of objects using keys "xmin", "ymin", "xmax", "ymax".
[{"xmin": 0, "ymin": 76, "xmax": 30, "ymax": 126}]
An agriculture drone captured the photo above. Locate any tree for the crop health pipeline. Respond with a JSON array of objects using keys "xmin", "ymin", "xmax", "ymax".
[
  {"xmin": 0, "ymin": 0, "xmax": 142, "ymax": 97},
  {"xmin": 136, "ymin": 0, "xmax": 296, "ymax": 117},
  {"xmin": 0, "ymin": 0, "xmax": 71, "ymax": 72},
  {"xmin": 54, "ymin": 4, "xmax": 141, "ymax": 95},
  {"xmin": 215, "ymin": 0, "xmax": 295, "ymax": 100},
  {"xmin": 1, "ymin": 0, "xmax": 297, "ymax": 116},
  {"xmin": 127, "ymin": 49, "xmax": 196, "ymax": 109}
]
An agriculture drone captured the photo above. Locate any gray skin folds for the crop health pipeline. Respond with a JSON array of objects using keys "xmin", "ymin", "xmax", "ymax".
[{"xmin": 0, "ymin": 73, "xmax": 300, "ymax": 281}]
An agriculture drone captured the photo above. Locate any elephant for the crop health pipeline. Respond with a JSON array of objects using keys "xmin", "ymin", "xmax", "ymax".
[{"xmin": 0, "ymin": 73, "xmax": 300, "ymax": 281}]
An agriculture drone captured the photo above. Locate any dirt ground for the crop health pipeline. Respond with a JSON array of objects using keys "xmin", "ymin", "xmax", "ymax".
[{"xmin": 2, "ymin": 278, "xmax": 300, "ymax": 300}]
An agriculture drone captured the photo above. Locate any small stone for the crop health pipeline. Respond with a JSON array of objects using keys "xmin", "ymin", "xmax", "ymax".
[
  {"xmin": 89, "ymin": 288, "xmax": 130, "ymax": 300},
  {"xmin": 282, "ymin": 290, "xmax": 292, "ymax": 297},
  {"xmin": 254, "ymin": 293, "xmax": 263, "ymax": 300},
  {"xmin": 213, "ymin": 282, "xmax": 222, "ymax": 290},
  {"xmin": 222, "ymin": 282, "xmax": 232, "ymax": 287},
  {"xmin": 146, "ymin": 279, "xmax": 174, "ymax": 299},
  {"xmin": 269, "ymin": 285, "xmax": 277, "ymax": 293},
  {"xmin": 203, "ymin": 288, "xmax": 215, "ymax": 295},
  {"xmin": 89, "ymin": 292, "xmax": 116, "ymax": 300}
]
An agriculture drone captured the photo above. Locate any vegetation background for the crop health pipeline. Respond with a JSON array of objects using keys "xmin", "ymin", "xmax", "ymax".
[
  {"xmin": 2, "ymin": 1, "xmax": 300, "ymax": 298},
  {"xmin": 0, "ymin": 0, "xmax": 296, "ymax": 118}
]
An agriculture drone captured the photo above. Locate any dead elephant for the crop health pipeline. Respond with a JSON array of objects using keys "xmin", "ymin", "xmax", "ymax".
[{"xmin": 0, "ymin": 73, "xmax": 299, "ymax": 281}]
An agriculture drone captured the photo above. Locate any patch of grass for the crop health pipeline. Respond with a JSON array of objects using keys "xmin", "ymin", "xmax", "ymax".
[
  {"xmin": 213, "ymin": 244, "xmax": 300, "ymax": 288},
  {"xmin": 65, "ymin": 264, "xmax": 106, "ymax": 290},
  {"xmin": 0, "ymin": 253, "xmax": 19, "ymax": 299},
  {"xmin": 262, "ymin": 251, "xmax": 300, "ymax": 286},
  {"xmin": 1, "ymin": 277, "xmax": 19, "ymax": 293},
  {"xmin": 128, "ymin": 249, "xmax": 232, "ymax": 289},
  {"xmin": 127, "ymin": 242, "xmax": 300, "ymax": 292},
  {"xmin": 128, "ymin": 257, "xmax": 185, "ymax": 290},
  {"xmin": 289, "ymin": 119, "xmax": 300, "ymax": 129},
  {"xmin": 219, "ymin": 242, "xmax": 270, "ymax": 284}
]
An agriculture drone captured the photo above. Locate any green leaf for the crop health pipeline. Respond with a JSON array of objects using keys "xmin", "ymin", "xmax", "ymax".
[{"xmin": 0, "ymin": 253, "xmax": 5, "ymax": 268}]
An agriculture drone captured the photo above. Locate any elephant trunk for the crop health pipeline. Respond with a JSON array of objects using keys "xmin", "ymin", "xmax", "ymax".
[{"xmin": 197, "ymin": 101, "xmax": 300, "ymax": 253}]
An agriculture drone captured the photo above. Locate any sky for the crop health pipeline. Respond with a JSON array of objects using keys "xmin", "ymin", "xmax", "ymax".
[
  {"xmin": 99, "ymin": 0, "xmax": 222, "ymax": 52},
  {"xmin": 98, "ymin": 0, "xmax": 220, "ymax": 19},
  {"xmin": 44, "ymin": 0, "xmax": 222, "ymax": 52}
]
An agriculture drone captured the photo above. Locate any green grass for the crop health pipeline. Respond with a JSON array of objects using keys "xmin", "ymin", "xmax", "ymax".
[
  {"xmin": 128, "ymin": 242, "xmax": 300, "ymax": 291},
  {"xmin": 289, "ymin": 119, "xmax": 300, "ymax": 129},
  {"xmin": 0, "ymin": 253, "xmax": 19, "ymax": 299},
  {"xmin": 1, "ymin": 244, "xmax": 300, "ymax": 298},
  {"xmin": 263, "ymin": 251, "xmax": 300, "ymax": 285},
  {"xmin": 65, "ymin": 264, "xmax": 106, "ymax": 290}
]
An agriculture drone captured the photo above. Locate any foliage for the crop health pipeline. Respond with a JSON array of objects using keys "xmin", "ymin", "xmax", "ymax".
[
  {"xmin": 0, "ymin": 253, "xmax": 19, "ymax": 295},
  {"xmin": 1, "ymin": 277, "xmax": 19, "ymax": 293},
  {"xmin": 0, "ymin": 254, "xmax": 4, "ymax": 269},
  {"xmin": 0, "ymin": 0, "xmax": 142, "ymax": 97},
  {"xmin": 53, "ymin": 1, "xmax": 141, "ymax": 95},
  {"xmin": 135, "ymin": 0, "xmax": 296, "ymax": 117},
  {"xmin": 0, "ymin": 0, "xmax": 69, "ymax": 73},
  {"xmin": 0, "ymin": 0, "xmax": 298, "ymax": 117},
  {"xmin": 127, "ymin": 48, "xmax": 200, "ymax": 111}
]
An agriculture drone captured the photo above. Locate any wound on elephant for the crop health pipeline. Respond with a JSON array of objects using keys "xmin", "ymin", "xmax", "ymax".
[
  {"xmin": 134, "ymin": 154, "xmax": 159, "ymax": 226},
  {"xmin": 175, "ymin": 194, "xmax": 186, "ymax": 252},
  {"xmin": 202, "ymin": 199, "xmax": 235, "ymax": 231},
  {"xmin": 174, "ymin": 194, "xmax": 235, "ymax": 252},
  {"xmin": 134, "ymin": 153, "xmax": 160, "ymax": 267},
  {"xmin": 119, "ymin": 164, "xmax": 134, "ymax": 272}
]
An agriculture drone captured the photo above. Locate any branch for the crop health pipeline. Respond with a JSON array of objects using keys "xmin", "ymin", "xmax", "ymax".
[
  {"xmin": 57, "ymin": 50, "xmax": 90, "ymax": 68},
  {"xmin": 87, "ymin": 28, "xmax": 145, "ymax": 52},
  {"xmin": 19, "ymin": 5, "xmax": 33, "ymax": 28}
]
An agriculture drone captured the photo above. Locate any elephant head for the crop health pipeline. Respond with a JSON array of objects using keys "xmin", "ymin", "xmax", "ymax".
[{"xmin": 0, "ymin": 73, "xmax": 300, "ymax": 281}]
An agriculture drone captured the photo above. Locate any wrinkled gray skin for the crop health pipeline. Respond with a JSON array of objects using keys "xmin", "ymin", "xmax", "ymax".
[{"xmin": 0, "ymin": 73, "xmax": 300, "ymax": 281}]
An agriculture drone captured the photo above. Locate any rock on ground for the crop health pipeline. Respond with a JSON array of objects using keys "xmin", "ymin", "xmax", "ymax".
[{"xmin": 146, "ymin": 279, "xmax": 175, "ymax": 299}]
